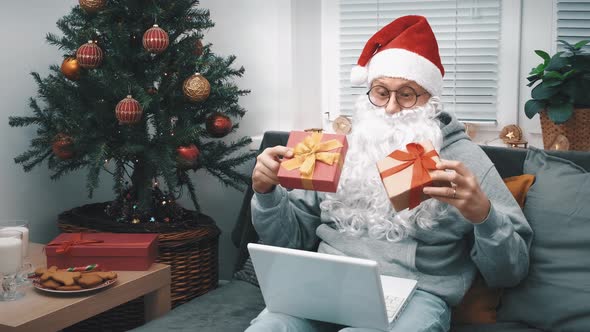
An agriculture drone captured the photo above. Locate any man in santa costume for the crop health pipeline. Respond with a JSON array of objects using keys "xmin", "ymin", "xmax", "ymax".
[{"xmin": 248, "ymin": 15, "xmax": 532, "ymax": 332}]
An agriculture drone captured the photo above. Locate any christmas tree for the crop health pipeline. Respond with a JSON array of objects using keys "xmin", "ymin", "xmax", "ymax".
[{"xmin": 9, "ymin": 0, "xmax": 255, "ymax": 224}]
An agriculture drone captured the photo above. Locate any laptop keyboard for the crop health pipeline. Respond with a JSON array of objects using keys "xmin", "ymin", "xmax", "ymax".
[{"xmin": 384, "ymin": 295, "xmax": 404, "ymax": 321}]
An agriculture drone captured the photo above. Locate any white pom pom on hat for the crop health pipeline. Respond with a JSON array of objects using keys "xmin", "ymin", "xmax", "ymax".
[
  {"xmin": 349, "ymin": 15, "xmax": 445, "ymax": 97},
  {"xmin": 350, "ymin": 65, "xmax": 369, "ymax": 86}
]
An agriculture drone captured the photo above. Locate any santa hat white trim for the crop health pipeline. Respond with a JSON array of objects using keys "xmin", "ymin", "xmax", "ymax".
[{"xmin": 354, "ymin": 48, "xmax": 443, "ymax": 97}]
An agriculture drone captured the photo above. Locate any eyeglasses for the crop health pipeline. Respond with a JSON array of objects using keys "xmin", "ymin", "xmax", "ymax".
[{"xmin": 366, "ymin": 85, "xmax": 428, "ymax": 109}]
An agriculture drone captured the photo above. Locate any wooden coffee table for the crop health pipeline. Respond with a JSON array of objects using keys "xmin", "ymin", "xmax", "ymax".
[{"xmin": 0, "ymin": 243, "xmax": 171, "ymax": 332}]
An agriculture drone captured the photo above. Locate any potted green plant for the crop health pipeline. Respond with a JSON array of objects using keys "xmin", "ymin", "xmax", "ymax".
[{"xmin": 524, "ymin": 39, "xmax": 590, "ymax": 150}]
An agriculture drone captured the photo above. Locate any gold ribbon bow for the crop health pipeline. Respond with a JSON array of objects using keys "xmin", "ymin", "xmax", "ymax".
[{"xmin": 281, "ymin": 132, "xmax": 343, "ymax": 189}]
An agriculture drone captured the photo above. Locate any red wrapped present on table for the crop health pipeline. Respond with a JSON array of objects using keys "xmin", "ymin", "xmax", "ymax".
[
  {"xmin": 45, "ymin": 233, "xmax": 158, "ymax": 271},
  {"xmin": 278, "ymin": 131, "xmax": 348, "ymax": 193},
  {"xmin": 376, "ymin": 140, "xmax": 449, "ymax": 211}
]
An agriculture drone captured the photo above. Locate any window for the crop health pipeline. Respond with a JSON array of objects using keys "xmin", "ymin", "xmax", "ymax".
[
  {"xmin": 337, "ymin": 0, "xmax": 502, "ymax": 122},
  {"xmin": 555, "ymin": 0, "xmax": 590, "ymax": 51}
]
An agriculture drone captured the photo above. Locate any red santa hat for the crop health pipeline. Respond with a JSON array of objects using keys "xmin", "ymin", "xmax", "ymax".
[{"xmin": 350, "ymin": 15, "xmax": 444, "ymax": 97}]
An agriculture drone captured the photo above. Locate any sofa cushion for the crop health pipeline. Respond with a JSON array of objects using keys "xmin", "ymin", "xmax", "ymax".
[
  {"xmin": 497, "ymin": 147, "xmax": 590, "ymax": 331},
  {"xmin": 130, "ymin": 280, "xmax": 265, "ymax": 332},
  {"xmin": 233, "ymin": 256, "xmax": 259, "ymax": 287}
]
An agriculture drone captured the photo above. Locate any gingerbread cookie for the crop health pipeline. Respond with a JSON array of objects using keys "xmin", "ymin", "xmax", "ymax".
[
  {"xmin": 57, "ymin": 285, "xmax": 83, "ymax": 291},
  {"xmin": 41, "ymin": 279, "xmax": 61, "ymax": 289},
  {"xmin": 77, "ymin": 274, "xmax": 104, "ymax": 288}
]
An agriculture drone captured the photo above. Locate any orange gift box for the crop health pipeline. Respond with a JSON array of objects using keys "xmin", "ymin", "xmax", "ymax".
[
  {"xmin": 376, "ymin": 141, "xmax": 448, "ymax": 211},
  {"xmin": 278, "ymin": 131, "xmax": 348, "ymax": 193}
]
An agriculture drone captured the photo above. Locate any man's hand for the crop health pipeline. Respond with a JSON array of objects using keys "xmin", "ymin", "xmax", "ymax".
[
  {"xmin": 423, "ymin": 159, "xmax": 491, "ymax": 224},
  {"xmin": 252, "ymin": 146, "xmax": 293, "ymax": 194}
]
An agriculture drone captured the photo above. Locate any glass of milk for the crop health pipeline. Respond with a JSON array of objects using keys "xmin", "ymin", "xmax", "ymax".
[
  {"xmin": 0, "ymin": 229, "xmax": 24, "ymax": 301},
  {"xmin": 0, "ymin": 220, "xmax": 32, "ymax": 286}
]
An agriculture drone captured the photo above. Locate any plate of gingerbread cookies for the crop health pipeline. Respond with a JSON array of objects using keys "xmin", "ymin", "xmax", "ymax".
[{"xmin": 32, "ymin": 266, "xmax": 118, "ymax": 294}]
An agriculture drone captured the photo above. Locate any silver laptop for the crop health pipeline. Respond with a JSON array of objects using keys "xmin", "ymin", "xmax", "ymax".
[{"xmin": 248, "ymin": 243, "xmax": 417, "ymax": 331}]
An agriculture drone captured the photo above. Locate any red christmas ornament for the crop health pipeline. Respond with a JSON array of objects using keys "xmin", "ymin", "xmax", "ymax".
[
  {"xmin": 143, "ymin": 24, "xmax": 169, "ymax": 54},
  {"xmin": 76, "ymin": 41, "xmax": 103, "ymax": 69},
  {"xmin": 52, "ymin": 134, "xmax": 74, "ymax": 160},
  {"xmin": 177, "ymin": 144, "xmax": 200, "ymax": 161},
  {"xmin": 194, "ymin": 39, "xmax": 204, "ymax": 56},
  {"xmin": 115, "ymin": 95, "xmax": 143, "ymax": 124},
  {"xmin": 206, "ymin": 112, "xmax": 232, "ymax": 138}
]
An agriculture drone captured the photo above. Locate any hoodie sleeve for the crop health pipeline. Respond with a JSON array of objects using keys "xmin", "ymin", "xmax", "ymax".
[
  {"xmin": 470, "ymin": 165, "xmax": 533, "ymax": 288},
  {"xmin": 251, "ymin": 186, "xmax": 323, "ymax": 251}
]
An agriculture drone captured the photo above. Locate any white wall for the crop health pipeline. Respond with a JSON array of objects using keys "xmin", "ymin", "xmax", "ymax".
[{"xmin": 0, "ymin": 1, "xmax": 115, "ymax": 248}]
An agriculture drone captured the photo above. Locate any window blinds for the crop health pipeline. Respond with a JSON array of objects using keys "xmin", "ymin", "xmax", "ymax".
[
  {"xmin": 556, "ymin": 0, "xmax": 590, "ymax": 51},
  {"xmin": 339, "ymin": 0, "xmax": 501, "ymax": 121}
]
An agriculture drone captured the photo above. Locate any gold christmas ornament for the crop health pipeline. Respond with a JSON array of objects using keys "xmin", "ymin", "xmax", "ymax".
[
  {"xmin": 332, "ymin": 116, "xmax": 352, "ymax": 135},
  {"xmin": 79, "ymin": 0, "xmax": 106, "ymax": 13},
  {"xmin": 182, "ymin": 73, "xmax": 210, "ymax": 102},
  {"xmin": 60, "ymin": 57, "xmax": 80, "ymax": 81}
]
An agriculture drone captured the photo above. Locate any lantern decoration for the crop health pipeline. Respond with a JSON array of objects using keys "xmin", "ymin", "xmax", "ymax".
[
  {"xmin": 176, "ymin": 144, "xmax": 200, "ymax": 169},
  {"xmin": 60, "ymin": 57, "xmax": 81, "ymax": 81},
  {"xmin": 142, "ymin": 24, "xmax": 169, "ymax": 54},
  {"xmin": 52, "ymin": 134, "xmax": 74, "ymax": 160},
  {"xmin": 115, "ymin": 95, "xmax": 143, "ymax": 124},
  {"xmin": 182, "ymin": 73, "xmax": 210, "ymax": 102},
  {"xmin": 79, "ymin": 0, "xmax": 106, "ymax": 13},
  {"xmin": 206, "ymin": 112, "xmax": 232, "ymax": 138},
  {"xmin": 76, "ymin": 41, "xmax": 103, "ymax": 69},
  {"xmin": 194, "ymin": 39, "xmax": 204, "ymax": 56}
]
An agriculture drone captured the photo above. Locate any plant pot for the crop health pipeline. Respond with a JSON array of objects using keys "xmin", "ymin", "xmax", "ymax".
[
  {"xmin": 57, "ymin": 202, "xmax": 221, "ymax": 332},
  {"xmin": 540, "ymin": 109, "xmax": 590, "ymax": 151}
]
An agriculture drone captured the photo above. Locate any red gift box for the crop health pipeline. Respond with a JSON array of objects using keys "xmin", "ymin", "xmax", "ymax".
[
  {"xmin": 278, "ymin": 131, "xmax": 348, "ymax": 193},
  {"xmin": 45, "ymin": 233, "xmax": 158, "ymax": 271},
  {"xmin": 376, "ymin": 141, "xmax": 449, "ymax": 211}
]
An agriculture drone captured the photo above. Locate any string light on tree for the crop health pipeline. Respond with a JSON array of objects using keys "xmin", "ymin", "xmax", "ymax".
[
  {"xmin": 60, "ymin": 57, "xmax": 80, "ymax": 81},
  {"xmin": 206, "ymin": 112, "xmax": 232, "ymax": 138},
  {"xmin": 182, "ymin": 73, "xmax": 210, "ymax": 102},
  {"xmin": 115, "ymin": 95, "xmax": 143, "ymax": 124},
  {"xmin": 79, "ymin": 0, "xmax": 106, "ymax": 13},
  {"xmin": 143, "ymin": 24, "xmax": 169, "ymax": 54},
  {"xmin": 52, "ymin": 134, "xmax": 74, "ymax": 160},
  {"xmin": 76, "ymin": 41, "xmax": 103, "ymax": 69}
]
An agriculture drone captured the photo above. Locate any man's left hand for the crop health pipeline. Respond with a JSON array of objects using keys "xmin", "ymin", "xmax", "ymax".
[{"xmin": 423, "ymin": 159, "xmax": 491, "ymax": 224}]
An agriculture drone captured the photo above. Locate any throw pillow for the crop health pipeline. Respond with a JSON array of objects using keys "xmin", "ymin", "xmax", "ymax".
[
  {"xmin": 498, "ymin": 147, "xmax": 590, "ymax": 331},
  {"xmin": 451, "ymin": 174, "xmax": 535, "ymax": 325},
  {"xmin": 503, "ymin": 174, "xmax": 535, "ymax": 208},
  {"xmin": 233, "ymin": 256, "xmax": 259, "ymax": 287}
]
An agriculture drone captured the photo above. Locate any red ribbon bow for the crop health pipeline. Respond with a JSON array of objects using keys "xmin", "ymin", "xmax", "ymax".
[
  {"xmin": 379, "ymin": 143, "xmax": 439, "ymax": 209},
  {"xmin": 46, "ymin": 233, "xmax": 104, "ymax": 254}
]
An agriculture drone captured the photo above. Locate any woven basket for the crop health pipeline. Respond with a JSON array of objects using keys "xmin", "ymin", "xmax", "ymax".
[
  {"xmin": 540, "ymin": 109, "xmax": 590, "ymax": 151},
  {"xmin": 57, "ymin": 202, "xmax": 221, "ymax": 332}
]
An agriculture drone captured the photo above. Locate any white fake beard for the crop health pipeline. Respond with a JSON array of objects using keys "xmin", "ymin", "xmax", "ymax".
[{"xmin": 319, "ymin": 96, "xmax": 448, "ymax": 242}]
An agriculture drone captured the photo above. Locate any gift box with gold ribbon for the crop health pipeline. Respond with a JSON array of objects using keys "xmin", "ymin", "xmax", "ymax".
[
  {"xmin": 377, "ymin": 141, "xmax": 448, "ymax": 211},
  {"xmin": 278, "ymin": 131, "xmax": 348, "ymax": 192},
  {"xmin": 45, "ymin": 233, "xmax": 158, "ymax": 271}
]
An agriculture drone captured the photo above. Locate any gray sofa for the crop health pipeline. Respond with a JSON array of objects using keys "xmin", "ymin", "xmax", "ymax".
[{"xmin": 133, "ymin": 131, "xmax": 590, "ymax": 332}]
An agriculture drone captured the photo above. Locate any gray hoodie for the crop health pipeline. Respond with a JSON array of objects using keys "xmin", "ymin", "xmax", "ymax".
[{"xmin": 251, "ymin": 111, "xmax": 533, "ymax": 306}]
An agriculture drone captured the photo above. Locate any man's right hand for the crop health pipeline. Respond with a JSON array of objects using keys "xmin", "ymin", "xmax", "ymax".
[{"xmin": 252, "ymin": 146, "xmax": 293, "ymax": 194}]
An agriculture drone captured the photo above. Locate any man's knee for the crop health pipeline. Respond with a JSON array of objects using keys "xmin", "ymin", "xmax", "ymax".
[{"xmin": 246, "ymin": 311, "xmax": 308, "ymax": 332}]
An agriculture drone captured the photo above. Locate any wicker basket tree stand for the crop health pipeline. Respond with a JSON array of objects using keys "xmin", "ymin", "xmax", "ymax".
[
  {"xmin": 57, "ymin": 202, "xmax": 220, "ymax": 332},
  {"xmin": 540, "ymin": 108, "xmax": 590, "ymax": 151}
]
